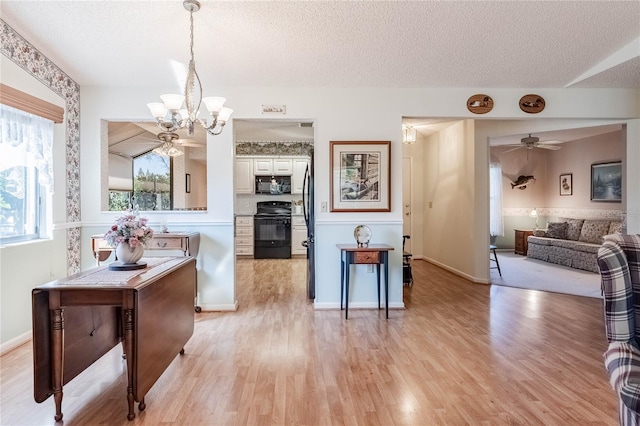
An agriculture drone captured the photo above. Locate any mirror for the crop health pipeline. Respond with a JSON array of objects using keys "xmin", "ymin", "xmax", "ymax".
[{"xmin": 102, "ymin": 120, "xmax": 207, "ymax": 211}]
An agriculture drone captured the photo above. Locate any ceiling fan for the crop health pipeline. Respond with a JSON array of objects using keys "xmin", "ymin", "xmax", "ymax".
[{"xmin": 503, "ymin": 134, "xmax": 562, "ymax": 153}]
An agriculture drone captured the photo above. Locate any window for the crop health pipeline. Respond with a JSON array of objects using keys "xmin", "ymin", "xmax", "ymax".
[
  {"xmin": 108, "ymin": 151, "xmax": 172, "ymax": 211},
  {"xmin": 489, "ymin": 162, "xmax": 504, "ymax": 237},
  {"xmin": 0, "ymin": 104, "xmax": 54, "ymax": 244}
]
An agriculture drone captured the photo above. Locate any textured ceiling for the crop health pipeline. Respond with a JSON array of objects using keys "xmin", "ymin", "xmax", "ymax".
[
  {"xmin": 3, "ymin": 1, "xmax": 638, "ymax": 147},
  {"xmin": 1, "ymin": 1, "xmax": 639, "ymax": 90}
]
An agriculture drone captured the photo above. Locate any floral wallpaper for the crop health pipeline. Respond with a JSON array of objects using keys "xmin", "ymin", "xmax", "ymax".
[
  {"xmin": 236, "ymin": 141, "xmax": 313, "ymax": 156},
  {"xmin": 1, "ymin": 19, "xmax": 81, "ymax": 274}
]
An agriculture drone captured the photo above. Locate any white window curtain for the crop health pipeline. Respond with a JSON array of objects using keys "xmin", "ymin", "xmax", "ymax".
[
  {"xmin": 489, "ymin": 162, "xmax": 504, "ymax": 237},
  {"xmin": 0, "ymin": 104, "xmax": 54, "ymax": 192}
]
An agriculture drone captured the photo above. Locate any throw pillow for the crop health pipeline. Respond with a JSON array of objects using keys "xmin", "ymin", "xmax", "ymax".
[
  {"xmin": 533, "ymin": 229, "xmax": 547, "ymax": 237},
  {"xmin": 579, "ymin": 220, "xmax": 611, "ymax": 244},
  {"xmin": 547, "ymin": 222, "xmax": 568, "ymax": 239},
  {"xmin": 609, "ymin": 221, "xmax": 623, "ymax": 235},
  {"xmin": 565, "ymin": 219, "xmax": 585, "ymax": 241}
]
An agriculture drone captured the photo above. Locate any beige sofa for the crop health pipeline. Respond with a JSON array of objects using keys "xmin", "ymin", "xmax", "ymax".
[{"xmin": 527, "ymin": 218, "xmax": 622, "ymax": 273}]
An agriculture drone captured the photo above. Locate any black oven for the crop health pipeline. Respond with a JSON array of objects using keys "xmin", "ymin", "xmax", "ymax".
[{"xmin": 254, "ymin": 201, "xmax": 291, "ymax": 259}]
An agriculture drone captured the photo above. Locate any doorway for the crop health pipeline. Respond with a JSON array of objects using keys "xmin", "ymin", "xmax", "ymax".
[{"xmin": 232, "ymin": 119, "xmax": 315, "ymax": 303}]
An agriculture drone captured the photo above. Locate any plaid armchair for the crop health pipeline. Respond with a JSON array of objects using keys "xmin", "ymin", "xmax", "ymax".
[{"xmin": 598, "ymin": 234, "xmax": 640, "ymax": 425}]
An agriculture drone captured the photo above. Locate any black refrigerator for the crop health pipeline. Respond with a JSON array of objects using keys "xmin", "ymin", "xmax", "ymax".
[{"xmin": 302, "ymin": 149, "xmax": 315, "ymax": 299}]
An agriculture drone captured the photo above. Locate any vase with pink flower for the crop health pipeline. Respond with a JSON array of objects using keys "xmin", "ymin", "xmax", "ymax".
[{"xmin": 104, "ymin": 210, "xmax": 154, "ymax": 269}]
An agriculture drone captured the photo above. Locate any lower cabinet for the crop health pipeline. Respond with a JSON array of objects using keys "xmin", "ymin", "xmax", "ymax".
[
  {"xmin": 291, "ymin": 216, "xmax": 307, "ymax": 256},
  {"xmin": 235, "ymin": 216, "xmax": 254, "ymax": 257}
]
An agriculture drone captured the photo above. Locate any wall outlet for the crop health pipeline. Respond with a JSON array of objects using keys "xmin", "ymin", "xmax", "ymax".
[
  {"xmin": 367, "ymin": 264, "xmax": 374, "ymax": 273},
  {"xmin": 429, "ymin": 201, "xmax": 433, "ymax": 208},
  {"xmin": 321, "ymin": 201, "xmax": 328, "ymax": 212}
]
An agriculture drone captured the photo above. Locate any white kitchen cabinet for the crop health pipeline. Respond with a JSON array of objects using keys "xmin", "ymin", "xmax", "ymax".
[
  {"xmin": 273, "ymin": 158, "xmax": 293, "ymax": 175},
  {"xmin": 235, "ymin": 158, "xmax": 254, "ymax": 194},
  {"xmin": 253, "ymin": 158, "xmax": 273, "ymax": 175},
  {"xmin": 235, "ymin": 216, "xmax": 254, "ymax": 256},
  {"xmin": 253, "ymin": 158, "xmax": 293, "ymax": 175},
  {"xmin": 291, "ymin": 158, "xmax": 308, "ymax": 194},
  {"xmin": 291, "ymin": 216, "xmax": 307, "ymax": 256}
]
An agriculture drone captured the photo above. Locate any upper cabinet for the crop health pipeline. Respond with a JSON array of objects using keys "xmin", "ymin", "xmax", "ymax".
[
  {"xmin": 235, "ymin": 158, "xmax": 254, "ymax": 194},
  {"xmin": 291, "ymin": 158, "xmax": 308, "ymax": 194},
  {"xmin": 254, "ymin": 158, "xmax": 293, "ymax": 175}
]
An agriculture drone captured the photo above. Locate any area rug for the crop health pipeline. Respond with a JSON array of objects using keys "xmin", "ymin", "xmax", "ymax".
[{"xmin": 490, "ymin": 251, "xmax": 602, "ymax": 298}]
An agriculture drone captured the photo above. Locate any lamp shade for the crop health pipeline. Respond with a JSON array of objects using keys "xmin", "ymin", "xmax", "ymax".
[
  {"xmin": 218, "ymin": 107, "xmax": 233, "ymax": 123},
  {"xmin": 160, "ymin": 94, "xmax": 185, "ymax": 110},
  {"xmin": 147, "ymin": 103, "xmax": 167, "ymax": 119},
  {"xmin": 202, "ymin": 97, "xmax": 226, "ymax": 114}
]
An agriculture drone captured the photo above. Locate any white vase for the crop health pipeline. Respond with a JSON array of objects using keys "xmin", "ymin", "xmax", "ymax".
[{"xmin": 115, "ymin": 241, "xmax": 144, "ymax": 264}]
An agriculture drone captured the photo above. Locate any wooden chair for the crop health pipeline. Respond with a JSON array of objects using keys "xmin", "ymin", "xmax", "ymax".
[
  {"xmin": 490, "ymin": 244, "xmax": 501, "ymax": 277},
  {"xmin": 403, "ymin": 235, "xmax": 413, "ymax": 286}
]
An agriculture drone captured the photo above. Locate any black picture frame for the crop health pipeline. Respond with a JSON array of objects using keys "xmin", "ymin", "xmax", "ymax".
[
  {"xmin": 185, "ymin": 173, "xmax": 191, "ymax": 194},
  {"xmin": 559, "ymin": 173, "xmax": 572, "ymax": 196},
  {"xmin": 591, "ymin": 161, "xmax": 621, "ymax": 202}
]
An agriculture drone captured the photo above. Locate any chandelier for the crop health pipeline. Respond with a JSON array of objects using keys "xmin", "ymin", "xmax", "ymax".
[
  {"xmin": 147, "ymin": 0, "xmax": 232, "ymax": 138},
  {"xmin": 152, "ymin": 132, "xmax": 184, "ymax": 157}
]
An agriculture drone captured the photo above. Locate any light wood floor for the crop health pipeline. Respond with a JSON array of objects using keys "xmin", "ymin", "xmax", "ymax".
[{"xmin": 0, "ymin": 258, "xmax": 618, "ymax": 425}]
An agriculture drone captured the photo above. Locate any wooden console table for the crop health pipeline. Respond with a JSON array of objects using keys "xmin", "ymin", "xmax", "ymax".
[
  {"xmin": 91, "ymin": 232, "xmax": 201, "ymax": 311},
  {"xmin": 91, "ymin": 232, "xmax": 200, "ymax": 264},
  {"xmin": 337, "ymin": 244, "xmax": 395, "ymax": 319},
  {"xmin": 32, "ymin": 257, "xmax": 196, "ymax": 422}
]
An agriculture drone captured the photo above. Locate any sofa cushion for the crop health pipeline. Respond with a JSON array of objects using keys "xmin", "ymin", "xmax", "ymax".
[
  {"xmin": 528, "ymin": 236, "xmax": 553, "ymax": 246},
  {"xmin": 566, "ymin": 219, "xmax": 585, "ymax": 241},
  {"xmin": 609, "ymin": 221, "xmax": 623, "ymax": 235},
  {"xmin": 579, "ymin": 220, "xmax": 611, "ymax": 244},
  {"xmin": 547, "ymin": 222, "xmax": 568, "ymax": 239}
]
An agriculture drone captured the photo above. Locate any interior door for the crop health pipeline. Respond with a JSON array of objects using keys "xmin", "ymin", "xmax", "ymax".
[{"xmin": 402, "ymin": 157, "xmax": 412, "ymax": 254}]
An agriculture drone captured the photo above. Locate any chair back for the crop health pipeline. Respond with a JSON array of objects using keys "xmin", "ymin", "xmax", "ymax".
[
  {"xmin": 403, "ymin": 235, "xmax": 410, "ymax": 252},
  {"xmin": 598, "ymin": 234, "xmax": 640, "ymax": 343}
]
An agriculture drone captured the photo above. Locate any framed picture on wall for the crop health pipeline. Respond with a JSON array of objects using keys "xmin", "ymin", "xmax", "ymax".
[
  {"xmin": 559, "ymin": 173, "xmax": 572, "ymax": 196},
  {"xmin": 591, "ymin": 161, "xmax": 622, "ymax": 202},
  {"xmin": 330, "ymin": 141, "xmax": 391, "ymax": 212}
]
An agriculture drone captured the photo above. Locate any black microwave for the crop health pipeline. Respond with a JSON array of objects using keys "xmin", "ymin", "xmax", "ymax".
[{"xmin": 255, "ymin": 175, "xmax": 292, "ymax": 194}]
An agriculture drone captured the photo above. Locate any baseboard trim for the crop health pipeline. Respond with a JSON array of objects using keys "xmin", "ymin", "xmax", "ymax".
[
  {"xmin": 198, "ymin": 301, "xmax": 239, "ymax": 312},
  {"xmin": 421, "ymin": 258, "xmax": 490, "ymax": 285},
  {"xmin": 0, "ymin": 331, "xmax": 31, "ymax": 356}
]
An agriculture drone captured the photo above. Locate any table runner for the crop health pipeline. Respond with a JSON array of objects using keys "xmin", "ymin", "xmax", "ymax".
[{"xmin": 64, "ymin": 257, "xmax": 174, "ymax": 286}]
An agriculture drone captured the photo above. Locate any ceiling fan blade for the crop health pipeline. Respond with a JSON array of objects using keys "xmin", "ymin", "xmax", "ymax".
[
  {"xmin": 502, "ymin": 146, "xmax": 524, "ymax": 153},
  {"xmin": 538, "ymin": 144, "xmax": 561, "ymax": 150}
]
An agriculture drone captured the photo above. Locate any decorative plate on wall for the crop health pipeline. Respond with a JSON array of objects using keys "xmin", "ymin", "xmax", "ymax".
[
  {"xmin": 466, "ymin": 94, "xmax": 494, "ymax": 114},
  {"xmin": 519, "ymin": 94, "xmax": 545, "ymax": 114}
]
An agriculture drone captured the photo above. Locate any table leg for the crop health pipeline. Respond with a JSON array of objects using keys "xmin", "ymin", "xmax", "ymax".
[
  {"xmin": 123, "ymin": 309, "xmax": 136, "ymax": 420},
  {"xmin": 345, "ymin": 260, "xmax": 350, "ymax": 319},
  {"xmin": 51, "ymin": 308, "xmax": 64, "ymax": 422},
  {"xmin": 383, "ymin": 252, "xmax": 389, "ymax": 319},
  {"xmin": 340, "ymin": 257, "xmax": 345, "ymax": 310},
  {"xmin": 376, "ymin": 264, "xmax": 381, "ymax": 310}
]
